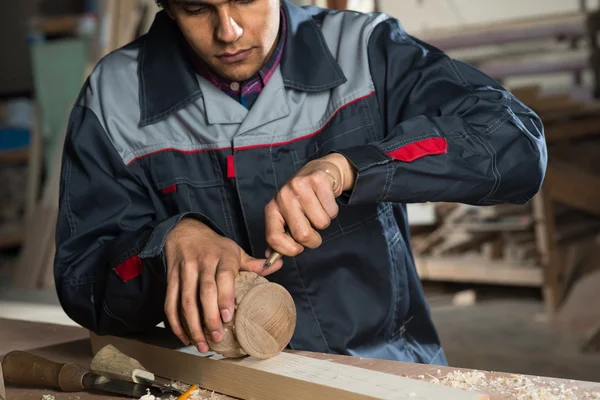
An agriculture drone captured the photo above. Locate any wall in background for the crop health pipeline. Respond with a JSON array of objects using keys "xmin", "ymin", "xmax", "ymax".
[{"xmin": 0, "ymin": 1, "xmax": 85, "ymax": 97}]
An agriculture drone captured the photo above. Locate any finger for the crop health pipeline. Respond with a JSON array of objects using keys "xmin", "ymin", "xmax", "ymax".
[
  {"xmin": 265, "ymin": 201, "xmax": 304, "ymax": 256},
  {"xmin": 215, "ymin": 255, "xmax": 238, "ymax": 324},
  {"xmin": 279, "ymin": 196, "xmax": 322, "ymax": 249},
  {"xmin": 241, "ymin": 252, "xmax": 271, "ymax": 273},
  {"xmin": 199, "ymin": 266, "xmax": 223, "ymax": 343},
  {"xmin": 180, "ymin": 261, "xmax": 208, "ymax": 353},
  {"xmin": 164, "ymin": 265, "xmax": 190, "ymax": 346},
  {"xmin": 297, "ymin": 182, "xmax": 332, "ymax": 230},
  {"xmin": 313, "ymin": 173, "xmax": 339, "ymax": 219},
  {"xmin": 240, "ymin": 252, "xmax": 284, "ymax": 275}
]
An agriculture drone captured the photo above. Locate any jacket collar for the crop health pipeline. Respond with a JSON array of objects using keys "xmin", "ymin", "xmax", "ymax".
[{"xmin": 138, "ymin": 0, "xmax": 347, "ymax": 126}]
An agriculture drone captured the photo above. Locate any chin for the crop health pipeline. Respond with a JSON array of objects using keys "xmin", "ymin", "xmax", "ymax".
[{"xmin": 218, "ymin": 66, "xmax": 258, "ymax": 82}]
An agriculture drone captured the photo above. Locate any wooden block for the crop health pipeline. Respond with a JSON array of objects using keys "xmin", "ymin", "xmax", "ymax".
[{"xmin": 90, "ymin": 331, "xmax": 489, "ymax": 400}]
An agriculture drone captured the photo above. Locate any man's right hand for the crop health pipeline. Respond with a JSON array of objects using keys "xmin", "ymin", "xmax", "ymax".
[{"xmin": 163, "ymin": 217, "xmax": 281, "ymax": 353}]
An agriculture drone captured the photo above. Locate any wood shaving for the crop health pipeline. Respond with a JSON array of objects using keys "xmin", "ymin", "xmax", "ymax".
[
  {"xmin": 138, "ymin": 382, "xmax": 229, "ymax": 400},
  {"xmin": 41, "ymin": 396, "xmax": 55, "ymax": 400},
  {"xmin": 425, "ymin": 370, "xmax": 600, "ymax": 400}
]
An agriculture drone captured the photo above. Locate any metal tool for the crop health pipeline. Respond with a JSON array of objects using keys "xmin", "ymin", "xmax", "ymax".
[
  {"xmin": 136, "ymin": 375, "xmax": 185, "ymax": 395},
  {"xmin": 1, "ymin": 350, "xmax": 180, "ymax": 398},
  {"xmin": 264, "ymin": 249, "xmax": 283, "ymax": 269},
  {"xmin": 264, "ymin": 229, "xmax": 291, "ymax": 269}
]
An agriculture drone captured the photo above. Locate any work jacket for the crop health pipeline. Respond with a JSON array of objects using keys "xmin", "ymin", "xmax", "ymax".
[{"xmin": 54, "ymin": 1, "xmax": 547, "ymax": 366}]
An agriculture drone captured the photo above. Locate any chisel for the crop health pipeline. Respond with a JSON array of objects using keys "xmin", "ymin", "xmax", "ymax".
[{"xmin": 1, "ymin": 350, "xmax": 178, "ymax": 398}]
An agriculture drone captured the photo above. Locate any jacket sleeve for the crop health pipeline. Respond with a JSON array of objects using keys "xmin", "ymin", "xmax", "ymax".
[
  {"xmin": 335, "ymin": 17, "xmax": 547, "ymax": 206},
  {"xmin": 54, "ymin": 104, "xmax": 222, "ymax": 335}
]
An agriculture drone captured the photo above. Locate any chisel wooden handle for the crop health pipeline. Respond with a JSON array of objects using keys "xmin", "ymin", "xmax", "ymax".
[{"xmin": 1, "ymin": 351, "xmax": 89, "ymax": 392}]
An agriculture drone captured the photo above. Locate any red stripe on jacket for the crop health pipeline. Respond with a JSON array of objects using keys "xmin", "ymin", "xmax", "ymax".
[{"xmin": 386, "ymin": 137, "xmax": 448, "ymax": 162}]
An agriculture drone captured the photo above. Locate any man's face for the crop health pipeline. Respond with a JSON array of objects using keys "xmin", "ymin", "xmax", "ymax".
[{"xmin": 166, "ymin": 0, "xmax": 281, "ymax": 82}]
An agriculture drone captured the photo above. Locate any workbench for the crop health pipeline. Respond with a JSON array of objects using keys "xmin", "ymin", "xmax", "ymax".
[{"xmin": 2, "ymin": 318, "xmax": 599, "ymax": 399}]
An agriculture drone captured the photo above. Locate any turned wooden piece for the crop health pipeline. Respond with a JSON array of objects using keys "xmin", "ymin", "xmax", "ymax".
[
  {"xmin": 184, "ymin": 271, "xmax": 297, "ymax": 359},
  {"xmin": 90, "ymin": 344, "xmax": 155, "ymax": 383}
]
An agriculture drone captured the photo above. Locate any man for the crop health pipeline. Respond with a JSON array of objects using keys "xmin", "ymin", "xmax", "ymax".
[{"xmin": 54, "ymin": 0, "xmax": 546, "ymax": 366}]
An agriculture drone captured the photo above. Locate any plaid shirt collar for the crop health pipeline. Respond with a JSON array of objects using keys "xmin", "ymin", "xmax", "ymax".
[{"xmin": 187, "ymin": 8, "xmax": 287, "ymax": 108}]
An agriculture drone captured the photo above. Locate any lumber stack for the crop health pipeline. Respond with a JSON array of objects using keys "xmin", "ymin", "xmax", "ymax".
[
  {"xmin": 412, "ymin": 85, "xmax": 600, "ymax": 313},
  {"xmin": 418, "ymin": 10, "xmax": 600, "ymax": 99}
]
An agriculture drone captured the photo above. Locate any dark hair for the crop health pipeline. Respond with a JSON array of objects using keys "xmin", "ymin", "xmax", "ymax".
[{"xmin": 156, "ymin": 0, "xmax": 167, "ymax": 7}]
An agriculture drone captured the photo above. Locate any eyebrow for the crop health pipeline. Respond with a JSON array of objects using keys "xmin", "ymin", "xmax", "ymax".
[{"xmin": 171, "ymin": 0, "xmax": 222, "ymax": 5}]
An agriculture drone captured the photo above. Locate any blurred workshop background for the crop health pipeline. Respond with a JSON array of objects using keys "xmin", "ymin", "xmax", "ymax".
[{"xmin": 1, "ymin": 0, "xmax": 599, "ymax": 384}]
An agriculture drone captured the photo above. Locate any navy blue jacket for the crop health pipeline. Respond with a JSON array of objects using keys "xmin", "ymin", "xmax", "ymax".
[{"xmin": 54, "ymin": 1, "xmax": 547, "ymax": 365}]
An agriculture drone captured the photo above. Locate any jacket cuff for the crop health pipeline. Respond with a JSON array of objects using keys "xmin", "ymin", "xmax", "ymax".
[
  {"xmin": 139, "ymin": 212, "xmax": 225, "ymax": 259},
  {"xmin": 332, "ymin": 144, "xmax": 391, "ymax": 205}
]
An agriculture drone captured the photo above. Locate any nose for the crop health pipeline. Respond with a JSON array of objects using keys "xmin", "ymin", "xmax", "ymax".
[{"xmin": 215, "ymin": 9, "xmax": 242, "ymax": 43}]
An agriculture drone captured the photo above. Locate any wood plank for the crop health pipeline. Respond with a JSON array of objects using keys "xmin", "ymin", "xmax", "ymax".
[
  {"xmin": 0, "ymin": 319, "xmax": 88, "ymax": 358},
  {"xmin": 415, "ymin": 256, "xmax": 543, "ymax": 287},
  {"xmin": 539, "ymin": 102, "xmax": 600, "ymax": 124},
  {"xmin": 545, "ymin": 116, "xmax": 600, "ymax": 142},
  {"xmin": 475, "ymin": 204, "xmax": 530, "ymax": 220},
  {"xmin": 454, "ymin": 215, "xmax": 534, "ymax": 232},
  {"xmin": 419, "ymin": 12, "xmax": 586, "ymax": 50},
  {"xmin": 532, "ymin": 189, "xmax": 562, "ymax": 314},
  {"xmin": 475, "ymin": 49, "xmax": 589, "ymax": 80},
  {"xmin": 90, "ymin": 332, "xmax": 489, "ymax": 400},
  {"xmin": 544, "ymin": 162, "xmax": 600, "ymax": 217}
]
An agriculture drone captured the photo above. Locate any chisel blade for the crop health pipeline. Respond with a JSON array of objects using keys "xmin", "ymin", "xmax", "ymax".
[{"xmin": 84, "ymin": 374, "xmax": 164, "ymax": 398}]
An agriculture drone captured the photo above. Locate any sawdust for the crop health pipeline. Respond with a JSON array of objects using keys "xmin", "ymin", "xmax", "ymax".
[
  {"xmin": 424, "ymin": 369, "xmax": 600, "ymax": 400},
  {"xmin": 138, "ymin": 381, "xmax": 229, "ymax": 400}
]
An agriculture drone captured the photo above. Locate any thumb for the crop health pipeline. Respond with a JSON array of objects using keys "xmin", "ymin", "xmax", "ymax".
[{"xmin": 240, "ymin": 252, "xmax": 283, "ymax": 275}]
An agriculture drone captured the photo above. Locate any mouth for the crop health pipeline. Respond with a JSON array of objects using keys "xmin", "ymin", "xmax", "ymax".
[{"xmin": 217, "ymin": 48, "xmax": 253, "ymax": 64}]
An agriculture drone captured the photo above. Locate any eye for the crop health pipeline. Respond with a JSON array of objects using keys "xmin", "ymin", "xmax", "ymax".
[{"xmin": 182, "ymin": 5, "xmax": 206, "ymax": 14}]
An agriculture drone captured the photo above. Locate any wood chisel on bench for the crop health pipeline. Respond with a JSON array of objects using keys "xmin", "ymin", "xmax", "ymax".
[{"xmin": 1, "ymin": 350, "xmax": 183, "ymax": 398}]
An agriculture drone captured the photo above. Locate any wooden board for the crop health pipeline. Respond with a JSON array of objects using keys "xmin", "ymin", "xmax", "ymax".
[
  {"xmin": 90, "ymin": 331, "xmax": 489, "ymax": 400},
  {"xmin": 418, "ymin": 12, "xmax": 587, "ymax": 50},
  {"xmin": 0, "ymin": 319, "xmax": 88, "ymax": 358},
  {"xmin": 415, "ymin": 256, "xmax": 543, "ymax": 287},
  {"xmin": 3, "ymin": 319, "xmax": 600, "ymax": 400}
]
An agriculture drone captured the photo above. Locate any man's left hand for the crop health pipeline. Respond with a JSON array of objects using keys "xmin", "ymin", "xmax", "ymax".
[{"xmin": 263, "ymin": 153, "xmax": 356, "ymax": 267}]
